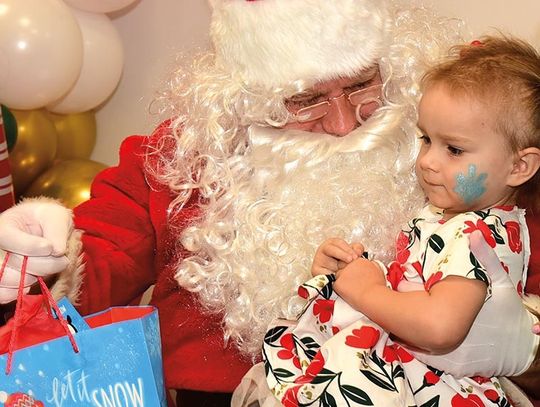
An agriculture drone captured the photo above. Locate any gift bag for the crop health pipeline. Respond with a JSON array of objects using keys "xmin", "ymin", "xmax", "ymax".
[{"xmin": 0, "ymin": 257, "xmax": 166, "ymax": 407}]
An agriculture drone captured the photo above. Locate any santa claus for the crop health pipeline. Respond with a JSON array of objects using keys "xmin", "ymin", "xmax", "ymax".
[{"xmin": 0, "ymin": 0, "xmax": 538, "ymax": 406}]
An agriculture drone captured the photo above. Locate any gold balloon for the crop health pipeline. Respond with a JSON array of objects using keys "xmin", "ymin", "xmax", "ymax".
[
  {"xmin": 24, "ymin": 159, "xmax": 108, "ymax": 208},
  {"xmin": 48, "ymin": 111, "xmax": 97, "ymax": 160},
  {"xmin": 9, "ymin": 109, "xmax": 58, "ymax": 195}
]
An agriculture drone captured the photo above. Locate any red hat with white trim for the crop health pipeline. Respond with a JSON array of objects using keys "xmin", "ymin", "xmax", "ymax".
[{"xmin": 209, "ymin": 0, "xmax": 390, "ymax": 88}]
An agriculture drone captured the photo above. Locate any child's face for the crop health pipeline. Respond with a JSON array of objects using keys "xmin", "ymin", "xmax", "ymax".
[{"xmin": 415, "ymin": 83, "xmax": 517, "ymax": 218}]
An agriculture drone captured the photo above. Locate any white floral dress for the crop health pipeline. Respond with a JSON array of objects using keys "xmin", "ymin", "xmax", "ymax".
[{"xmin": 263, "ymin": 205, "xmax": 528, "ymax": 407}]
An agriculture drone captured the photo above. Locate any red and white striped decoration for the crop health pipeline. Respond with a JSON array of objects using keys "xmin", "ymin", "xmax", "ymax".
[{"xmin": 0, "ymin": 109, "xmax": 15, "ymax": 212}]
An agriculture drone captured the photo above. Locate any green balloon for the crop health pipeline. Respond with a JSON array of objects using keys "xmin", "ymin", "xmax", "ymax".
[{"xmin": 1, "ymin": 105, "xmax": 18, "ymax": 152}]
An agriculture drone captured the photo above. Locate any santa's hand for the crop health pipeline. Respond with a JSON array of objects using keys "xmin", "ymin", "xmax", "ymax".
[
  {"xmin": 410, "ymin": 230, "xmax": 539, "ymax": 377},
  {"xmin": 0, "ymin": 200, "xmax": 72, "ymax": 303}
]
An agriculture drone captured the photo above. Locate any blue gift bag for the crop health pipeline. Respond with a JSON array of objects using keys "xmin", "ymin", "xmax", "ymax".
[{"xmin": 0, "ymin": 298, "xmax": 166, "ymax": 407}]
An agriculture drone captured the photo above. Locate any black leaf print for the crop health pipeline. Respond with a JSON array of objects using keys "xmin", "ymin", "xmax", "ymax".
[
  {"xmin": 360, "ymin": 370, "xmax": 396, "ymax": 391},
  {"xmin": 264, "ymin": 326, "xmax": 288, "ymax": 344},
  {"xmin": 273, "ymin": 368, "xmax": 294, "ymax": 379},
  {"xmin": 321, "ymin": 390, "xmax": 337, "ymax": 407},
  {"xmin": 321, "ymin": 280, "xmax": 334, "ymax": 299},
  {"xmin": 311, "ymin": 368, "xmax": 337, "ymax": 384},
  {"xmin": 419, "ymin": 395, "xmax": 440, "ymax": 407},
  {"xmin": 392, "ymin": 364, "xmax": 405, "ymax": 380},
  {"xmin": 428, "ymin": 234, "xmax": 445, "ymax": 253},
  {"xmin": 341, "ymin": 385, "xmax": 374, "ymax": 405},
  {"xmin": 488, "ymin": 224, "xmax": 504, "ymax": 245}
]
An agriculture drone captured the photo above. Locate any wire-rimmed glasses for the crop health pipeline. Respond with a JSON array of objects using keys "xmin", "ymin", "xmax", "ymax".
[{"xmin": 287, "ymin": 83, "xmax": 383, "ymax": 124}]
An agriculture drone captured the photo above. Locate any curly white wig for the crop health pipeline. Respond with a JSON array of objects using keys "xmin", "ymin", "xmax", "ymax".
[{"xmin": 147, "ymin": 0, "xmax": 466, "ymax": 357}]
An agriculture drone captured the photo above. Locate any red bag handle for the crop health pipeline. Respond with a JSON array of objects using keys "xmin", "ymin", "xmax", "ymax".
[{"xmin": 0, "ymin": 253, "xmax": 79, "ymax": 374}]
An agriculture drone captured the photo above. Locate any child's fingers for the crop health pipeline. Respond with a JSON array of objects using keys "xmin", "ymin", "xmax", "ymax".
[
  {"xmin": 322, "ymin": 238, "xmax": 358, "ymax": 263},
  {"xmin": 350, "ymin": 242, "xmax": 366, "ymax": 257}
]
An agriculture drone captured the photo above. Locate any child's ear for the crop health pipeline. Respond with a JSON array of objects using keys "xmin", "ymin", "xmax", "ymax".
[{"xmin": 507, "ymin": 147, "xmax": 540, "ymax": 187}]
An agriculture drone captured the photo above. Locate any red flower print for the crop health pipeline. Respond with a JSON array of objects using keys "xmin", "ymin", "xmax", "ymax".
[
  {"xmin": 277, "ymin": 333, "xmax": 301, "ymax": 369},
  {"xmin": 423, "ymin": 370, "xmax": 440, "ymax": 386},
  {"xmin": 396, "ymin": 232, "xmax": 410, "ymax": 264},
  {"xmin": 332, "ymin": 326, "xmax": 340, "ymax": 335},
  {"xmin": 517, "ymin": 280, "xmax": 523, "ymax": 297},
  {"xmin": 298, "ymin": 286, "xmax": 309, "ymax": 299},
  {"xmin": 345, "ymin": 326, "xmax": 380, "ymax": 349},
  {"xmin": 294, "ymin": 351, "xmax": 325, "ymax": 385},
  {"xmin": 412, "ymin": 261, "xmax": 423, "ymax": 278},
  {"xmin": 304, "ymin": 350, "xmax": 325, "ymax": 377},
  {"xmin": 387, "ymin": 262, "xmax": 405, "ymax": 290},
  {"xmin": 394, "ymin": 344, "xmax": 414, "ymax": 363},
  {"xmin": 451, "ymin": 393, "xmax": 485, "ymax": 407},
  {"xmin": 500, "ymin": 262, "xmax": 509, "ymax": 274},
  {"xmin": 471, "ymin": 376, "xmax": 491, "ymax": 384},
  {"xmin": 424, "ymin": 271, "xmax": 443, "ymax": 291},
  {"xmin": 505, "ymin": 221, "xmax": 522, "ymax": 253},
  {"xmin": 463, "ymin": 220, "xmax": 495, "ymax": 248},
  {"xmin": 484, "ymin": 389, "xmax": 499, "ymax": 402},
  {"xmin": 382, "ymin": 343, "xmax": 413, "ymax": 363},
  {"xmin": 382, "ymin": 345, "xmax": 398, "ymax": 363},
  {"xmin": 282, "ymin": 385, "xmax": 301, "ymax": 407},
  {"xmin": 313, "ymin": 299, "xmax": 334, "ymax": 323}
]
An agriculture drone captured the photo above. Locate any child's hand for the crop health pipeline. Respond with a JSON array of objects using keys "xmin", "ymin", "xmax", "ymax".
[
  {"xmin": 311, "ymin": 238, "xmax": 364, "ymax": 276},
  {"xmin": 333, "ymin": 257, "xmax": 386, "ymax": 309},
  {"xmin": 534, "ymin": 323, "xmax": 540, "ymax": 335}
]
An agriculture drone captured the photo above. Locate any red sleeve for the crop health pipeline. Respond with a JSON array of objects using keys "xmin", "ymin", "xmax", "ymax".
[
  {"xmin": 526, "ymin": 211, "xmax": 540, "ymax": 297},
  {"xmin": 73, "ymin": 134, "xmax": 159, "ymax": 315}
]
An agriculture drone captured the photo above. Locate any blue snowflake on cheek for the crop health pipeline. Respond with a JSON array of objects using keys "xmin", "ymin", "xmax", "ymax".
[{"xmin": 453, "ymin": 164, "xmax": 487, "ymax": 204}]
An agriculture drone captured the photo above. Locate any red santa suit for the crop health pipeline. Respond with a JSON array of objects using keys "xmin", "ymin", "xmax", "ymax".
[{"xmin": 73, "ymin": 125, "xmax": 253, "ymax": 392}]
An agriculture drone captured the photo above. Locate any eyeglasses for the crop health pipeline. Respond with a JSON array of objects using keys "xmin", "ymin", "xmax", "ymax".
[{"xmin": 287, "ymin": 84, "xmax": 383, "ymax": 124}]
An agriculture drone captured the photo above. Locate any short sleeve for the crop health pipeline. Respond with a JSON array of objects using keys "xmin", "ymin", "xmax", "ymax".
[{"xmin": 421, "ymin": 214, "xmax": 490, "ymax": 292}]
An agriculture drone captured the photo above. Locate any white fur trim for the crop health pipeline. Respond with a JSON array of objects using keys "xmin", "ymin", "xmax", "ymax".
[
  {"xmin": 19, "ymin": 197, "xmax": 84, "ymax": 302},
  {"xmin": 50, "ymin": 228, "xmax": 84, "ymax": 304},
  {"xmin": 209, "ymin": 0, "xmax": 390, "ymax": 87}
]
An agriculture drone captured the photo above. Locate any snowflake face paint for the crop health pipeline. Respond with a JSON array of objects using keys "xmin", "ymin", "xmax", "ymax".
[{"xmin": 453, "ymin": 164, "xmax": 487, "ymax": 204}]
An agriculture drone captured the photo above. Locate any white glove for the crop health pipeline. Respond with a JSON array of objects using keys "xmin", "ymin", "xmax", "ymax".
[
  {"xmin": 408, "ymin": 230, "xmax": 539, "ymax": 377},
  {"xmin": 0, "ymin": 200, "xmax": 73, "ymax": 303}
]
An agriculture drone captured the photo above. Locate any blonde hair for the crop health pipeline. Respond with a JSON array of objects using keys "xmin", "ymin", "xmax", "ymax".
[{"xmin": 422, "ymin": 35, "xmax": 540, "ymax": 209}]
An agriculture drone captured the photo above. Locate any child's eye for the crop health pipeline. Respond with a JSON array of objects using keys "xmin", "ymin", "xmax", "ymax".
[
  {"xmin": 418, "ymin": 135, "xmax": 431, "ymax": 144},
  {"xmin": 447, "ymin": 145, "xmax": 464, "ymax": 156}
]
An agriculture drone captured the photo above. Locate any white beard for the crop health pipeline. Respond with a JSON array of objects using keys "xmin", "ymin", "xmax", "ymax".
[{"xmin": 176, "ymin": 118, "xmax": 424, "ymax": 358}]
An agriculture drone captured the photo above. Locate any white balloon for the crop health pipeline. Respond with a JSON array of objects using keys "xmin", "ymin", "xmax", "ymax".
[
  {"xmin": 47, "ymin": 9, "xmax": 124, "ymax": 114},
  {"xmin": 62, "ymin": 0, "xmax": 137, "ymax": 14},
  {"xmin": 0, "ymin": 0, "xmax": 83, "ymax": 110}
]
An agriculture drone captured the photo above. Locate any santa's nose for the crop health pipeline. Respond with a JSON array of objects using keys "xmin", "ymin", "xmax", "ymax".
[{"xmin": 320, "ymin": 94, "xmax": 359, "ymax": 137}]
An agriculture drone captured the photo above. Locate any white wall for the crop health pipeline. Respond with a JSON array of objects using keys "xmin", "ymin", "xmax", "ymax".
[{"xmin": 94, "ymin": 0, "xmax": 540, "ymax": 166}]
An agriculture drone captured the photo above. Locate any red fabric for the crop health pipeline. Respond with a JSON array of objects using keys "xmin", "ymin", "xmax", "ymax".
[
  {"xmin": 0, "ymin": 295, "xmax": 68, "ymax": 354},
  {"xmin": 73, "ymin": 123, "xmax": 252, "ymax": 393},
  {"xmin": 526, "ymin": 211, "xmax": 540, "ymax": 297},
  {"xmin": 526, "ymin": 212, "xmax": 540, "ymax": 407}
]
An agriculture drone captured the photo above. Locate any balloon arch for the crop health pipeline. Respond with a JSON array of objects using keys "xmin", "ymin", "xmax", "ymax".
[{"xmin": 0, "ymin": 0, "xmax": 138, "ymax": 209}]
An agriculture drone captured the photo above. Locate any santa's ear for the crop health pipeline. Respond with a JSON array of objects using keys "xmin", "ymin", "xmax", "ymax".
[{"xmin": 507, "ymin": 147, "xmax": 540, "ymax": 187}]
